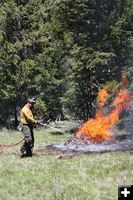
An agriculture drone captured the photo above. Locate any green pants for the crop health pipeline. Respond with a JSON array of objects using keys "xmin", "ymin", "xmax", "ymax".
[{"xmin": 20, "ymin": 124, "xmax": 34, "ymax": 157}]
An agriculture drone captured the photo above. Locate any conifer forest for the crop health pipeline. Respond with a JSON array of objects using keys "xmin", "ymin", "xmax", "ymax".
[{"xmin": 0, "ymin": 0, "xmax": 133, "ymax": 127}]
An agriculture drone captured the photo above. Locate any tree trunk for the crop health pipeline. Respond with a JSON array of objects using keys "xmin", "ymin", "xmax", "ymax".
[{"xmin": 13, "ymin": 99, "xmax": 19, "ymax": 127}]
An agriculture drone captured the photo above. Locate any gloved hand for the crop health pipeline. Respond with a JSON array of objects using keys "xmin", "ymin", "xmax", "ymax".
[{"xmin": 35, "ymin": 120, "xmax": 39, "ymax": 125}]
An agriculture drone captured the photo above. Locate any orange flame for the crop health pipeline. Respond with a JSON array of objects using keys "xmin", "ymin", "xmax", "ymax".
[
  {"xmin": 76, "ymin": 76, "xmax": 132, "ymax": 143},
  {"xmin": 98, "ymin": 88, "xmax": 109, "ymax": 106}
]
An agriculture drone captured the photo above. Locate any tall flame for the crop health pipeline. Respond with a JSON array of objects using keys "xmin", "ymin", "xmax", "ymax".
[
  {"xmin": 76, "ymin": 75, "xmax": 132, "ymax": 143},
  {"xmin": 98, "ymin": 88, "xmax": 109, "ymax": 106}
]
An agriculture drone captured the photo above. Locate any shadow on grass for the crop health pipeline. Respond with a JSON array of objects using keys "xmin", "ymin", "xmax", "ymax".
[{"xmin": 49, "ymin": 131, "xmax": 65, "ymax": 135}]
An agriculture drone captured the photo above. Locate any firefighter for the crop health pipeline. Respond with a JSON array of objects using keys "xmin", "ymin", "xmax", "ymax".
[{"xmin": 19, "ymin": 97, "xmax": 38, "ymax": 158}]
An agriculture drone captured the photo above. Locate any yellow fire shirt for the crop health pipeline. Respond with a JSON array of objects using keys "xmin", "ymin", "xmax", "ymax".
[{"xmin": 20, "ymin": 104, "xmax": 36, "ymax": 125}]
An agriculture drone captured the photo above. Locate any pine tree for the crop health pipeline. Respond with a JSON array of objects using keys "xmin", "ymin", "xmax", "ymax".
[
  {"xmin": 0, "ymin": 0, "xmax": 132, "ymax": 126},
  {"xmin": 51, "ymin": 0, "xmax": 133, "ymax": 119}
]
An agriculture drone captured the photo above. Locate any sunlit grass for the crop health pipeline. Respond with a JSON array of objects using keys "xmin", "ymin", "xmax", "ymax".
[{"xmin": 0, "ymin": 128, "xmax": 133, "ymax": 200}]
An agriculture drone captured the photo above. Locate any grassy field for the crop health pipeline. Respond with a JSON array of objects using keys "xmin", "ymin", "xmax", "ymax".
[{"xmin": 0, "ymin": 127, "xmax": 133, "ymax": 200}]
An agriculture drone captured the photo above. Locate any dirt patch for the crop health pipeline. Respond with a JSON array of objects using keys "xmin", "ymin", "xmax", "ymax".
[{"xmin": 34, "ymin": 146, "xmax": 82, "ymax": 159}]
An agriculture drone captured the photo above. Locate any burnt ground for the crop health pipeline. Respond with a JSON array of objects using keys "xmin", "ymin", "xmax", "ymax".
[
  {"xmin": 33, "ymin": 134, "xmax": 133, "ymax": 159},
  {"xmin": 45, "ymin": 134, "xmax": 133, "ymax": 154},
  {"xmin": 1, "ymin": 120, "xmax": 133, "ymax": 158},
  {"xmin": 34, "ymin": 146, "xmax": 83, "ymax": 159},
  {"xmin": 1, "ymin": 136, "xmax": 133, "ymax": 159}
]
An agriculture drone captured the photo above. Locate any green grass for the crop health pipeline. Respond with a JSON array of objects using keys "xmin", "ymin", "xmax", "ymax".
[{"xmin": 0, "ymin": 128, "xmax": 133, "ymax": 200}]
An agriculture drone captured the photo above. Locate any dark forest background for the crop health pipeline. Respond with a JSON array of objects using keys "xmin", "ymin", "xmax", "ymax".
[{"xmin": 0, "ymin": 0, "xmax": 133, "ymax": 128}]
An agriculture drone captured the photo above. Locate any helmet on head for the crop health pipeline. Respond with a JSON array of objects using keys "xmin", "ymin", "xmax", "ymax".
[{"xmin": 28, "ymin": 97, "xmax": 36, "ymax": 104}]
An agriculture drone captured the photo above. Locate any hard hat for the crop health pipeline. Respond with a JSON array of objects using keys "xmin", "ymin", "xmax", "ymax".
[{"xmin": 28, "ymin": 97, "xmax": 36, "ymax": 104}]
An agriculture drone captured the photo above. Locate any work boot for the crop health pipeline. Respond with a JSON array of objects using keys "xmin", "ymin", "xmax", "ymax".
[
  {"xmin": 26, "ymin": 150, "xmax": 32, "ymax": 157},
  {"xmin": 19, "ymin": 147, "xmax": 26, "ymax": 158},
  {"xmin": 19, "ymin": 152, "xmax": 25, "ymax": 158}
]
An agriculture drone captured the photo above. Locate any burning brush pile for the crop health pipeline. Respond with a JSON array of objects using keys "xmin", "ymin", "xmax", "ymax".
[{"xmin": 48, "ymin": 75, "xmax": 133, "ymax": 153}]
